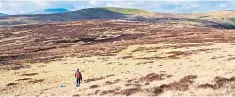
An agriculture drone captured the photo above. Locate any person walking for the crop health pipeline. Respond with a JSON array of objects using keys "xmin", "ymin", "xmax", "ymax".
[{"xmin": 75, "ymin": 69, "xmax": 82, "ymax": 87}]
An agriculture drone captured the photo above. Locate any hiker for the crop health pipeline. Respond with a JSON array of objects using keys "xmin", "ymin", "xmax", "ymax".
[{"xmin": 75, "ymin": 69, "xmax": 82, "ymax": 87}]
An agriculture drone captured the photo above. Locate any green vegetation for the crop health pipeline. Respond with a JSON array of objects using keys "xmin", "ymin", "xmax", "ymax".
[
  {"xmin": 98, "ymin": 7, "xmax": 154, "ymax": 16},
  {"xmin": 72, "ymin": 7, "xmax": 154, "ymax": 19},
  {"xmin": 106, "ymin": 7, "xmax": 149, "ymax": 14},
  {"xmin": 0, "ymin": 7, "xmax": 155, "ymax": 25},
  {"xmin": 220, "ymin": 22, "xmax": 235, "ymax": 29},
  {"xmin": 230, "ymin": 18, "xmax": 235, "ymax": 24}
]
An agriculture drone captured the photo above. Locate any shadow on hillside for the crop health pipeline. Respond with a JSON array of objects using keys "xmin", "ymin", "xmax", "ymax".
[
  {"xmin": 0, "ymin": 8, "xmax": 128, "ymax": 25},
  {"xmin": 129, "ymin": 17, "xmax": 235, "ymax": 29},
  {"xmin": 30, "ymin": 8, "xmax": 129, "ymax": 21}
]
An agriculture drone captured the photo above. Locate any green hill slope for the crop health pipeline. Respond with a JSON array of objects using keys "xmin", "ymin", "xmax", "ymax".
[
  {"xmin": 103, "ymin": 7, "xmax": 154, "ymax": 16},
  {"xmin": 182, "ymin": 10, "xmax": 235, "ymax": 19},
  {"xmin": 231, "ymin": 18, "xmax": 235, "ymax": 24},
  {"xmin": 0, "ymin": 7, "xmax": 155, "ymax": 26},
  {"xmin": 181, "ymin": 10, "xmax": 235, "ymax": 28}
]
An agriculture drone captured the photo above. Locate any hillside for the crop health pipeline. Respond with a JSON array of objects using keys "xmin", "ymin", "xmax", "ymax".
[
  {"xmin": 1, "ymin": 7, "xmax": 235, "ymax": 96},
  {"xmin": 182, "ymin": 10, "xmax": 235, "ymax": 24},
  {"xmin": 183, "ymin": 10, "xmax": 235, "ymax": 19},
  {"xmin": 1, "ymin": 19, "xmax": 235, "ymax": 96},
  {"xmin": 0, "ymin": 13, "xmax": 7, "ymax": 16},
  {"xmin": 103, "ymin": 7, "xmax": 154, "ymax": 16},
  {"xmin": 230, "ymin": 18, "xmax": 235, "ymax": 24},
  {"xmin": 0, "ymin": 7, "xmax": 155, "ymax": 26},
  {"xmin": 0, "ymin": 8, "xmax": 234, "ymax": 28}
]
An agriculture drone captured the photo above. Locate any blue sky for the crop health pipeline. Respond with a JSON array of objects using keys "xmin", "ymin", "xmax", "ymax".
[{"xmin": 0, "ymin": 0, "xmax": 235, "ymax": 15}]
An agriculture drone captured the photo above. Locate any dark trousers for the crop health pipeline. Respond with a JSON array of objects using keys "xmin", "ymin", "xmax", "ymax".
[{"xmin": 76, "ymin": 78, "xmax": 80, "ymax": 87}]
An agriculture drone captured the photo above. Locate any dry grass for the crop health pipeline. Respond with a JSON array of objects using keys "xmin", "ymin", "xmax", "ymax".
[
  {"xmin": 153, "ymin": 75, "xmax": 197, "ymax": 95},
  {"xmin": 1, "ymin": 19, "xmax": 235, "ymax": 96},
  {"xmin": 139, "ymin": 73, "xmax": 164, "ymax": 82},
  {"xmin": 198, "ymin": 76, "xmax": 235, "ymax": 89}
]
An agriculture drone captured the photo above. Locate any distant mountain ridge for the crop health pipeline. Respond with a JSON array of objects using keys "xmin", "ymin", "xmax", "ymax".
[
  {"xmin": 0, "ymin": 13, "xmax": 8, "ymax": 16},
  {"xmin": 0, "ymin": 7, "xmax": 234, "ymax": 27},
  {"xmin": 0, "ymin": 7, "xmax": 155, "ymax": 26},
  {"xmin": 27, "ymin": 8, "xmax": 70, "ymax": 15}
]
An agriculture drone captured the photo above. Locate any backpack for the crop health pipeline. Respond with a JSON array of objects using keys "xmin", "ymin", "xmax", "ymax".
[{"xmin": 76, "ymin": 72, "xmax": 81, "ymax": 78}]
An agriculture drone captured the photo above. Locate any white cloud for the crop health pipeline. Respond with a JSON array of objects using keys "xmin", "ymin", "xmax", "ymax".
[
  {"xmin": 0, "ymin": 0, "xmax": 52, "ymax": 14},
  {"xmin": 191, "ymin": 4, "xmax": 199, "ymax": 8},
  {"xmin": 105, "ymin": 1, "xmax": 136, "ymax": 8},
  {"xmin": 219, "ymin": 3, "xmax": 226, "ymax": 8},
  {"xmin": 88, "ymin": 0, "xmax": 96, "ymax": 5},
  {"xmin": 166, "ymin": 0, "xmax": 181, "ymax": 5},
  {"xmin": 0, "ymin": 2, "xmax": 3, "ymax": 9},
  {"xmin": 31, "ymin": 0, "xmax": 50, "ymax": 8},
  {"xmin": 105, "ymin": 3, "xmax": 121, "ymax": 7}
]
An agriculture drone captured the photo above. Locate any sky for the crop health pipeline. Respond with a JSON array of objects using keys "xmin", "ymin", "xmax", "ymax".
[{"xmin": 0, "ymin": 0, "xmax": 235, "ymax": 15}]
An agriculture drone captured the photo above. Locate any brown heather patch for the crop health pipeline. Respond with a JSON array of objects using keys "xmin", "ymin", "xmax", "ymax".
[
  {"xmin": 89, "ymin": 85, "xmax": 99, "ymax": 89},
  {"xmin": 15, "ymin": 78, "xmax": 32, "ymax": 81},
  {"xmin": 94, "ymin": 90, "xmax": 100, "ymax": 94},
  {"xmin": 166, "ymin": 48, "xmax": 218, "ymax": 59},
  {"xmin": 136, "ymin": 61, "xmax": 154, "ymax": 65},
  {"xmin": 132, "ymin": 47, "xmax": 162, "ymax": 52},
  {"xmin": 0, "ymin": 64, "xmax": 30, "ymax": 71},
  {"xmin": 136, "ymin": 56, "xmax": 165, "ymax": 60},
  {"xmin": 211, "ymin": 56, "xmax": 224, "ymax": 59},
  {"xmin": 105, "ymin": 81, "xmax": 113, "ymax": 85},
  {"xmin": 171, "ymin": 43, "xmax": 214, "ymax": 49},
  {"xmin": 84, "ymin": 74, "xmax": 114, "ymax": 83},
  {"xmin": 72, "ymin": 94, "xmax": 81, "ymax": 96},
  {"xmin": 198, "ymin": 83, "xmax": 216, "ymax": 89},
  {"xmin": 121, "ymin": 56, "xmax": 133, "ymax": 59},
  {"xmin": 126, "ymin": 79, "xmax": 136, "ymax": 83},
  {"xmin": 28, "ymin": 79, "xmax": 44, "ymax": 84},
  {"xmin": 115, "ymin": 87, "xmax": 143, "ymax": 96},
  {"xmin": 100, "ymin": 89, "xmax": 116, "ymax": 95},
  {"xmin": 84, "ymin": 77, "xmax": 105, "ymax": 83},
  {"xmin": 6, "ymin": 83, "xmax": 18, "ymax": 86},
  {"xmin": 227, "ymin": 57, "xmax": 235, "ymax": 61},
  {"xmin": 166, "ymin": 75, "xmax": 173, "ymax": 78},
  {"xmin": 180, "ymin": 75, "xmax": 197, "ymax": 83},
  {"xmin": 1, "ymin": 19, "xmax": 234, "ymax": 65},
  {"xmin": 198, "ymin": 76, "xmax": 235, "ymax": 89},
  {"xmin": 139, "ymin": 73, "xmax": 165, "ymax": 82},
  {"xmin": 21, "ymin": 73, "xmax": 38, "ymax": 76},
  {"xmin": 167, "ymin": 51, "xmax": 192, "ymax": 59},
  {"xmin": 114, "ymin": 79, "xmax": 121, "ymax": 83},
  {"xmin": 153, "ymin": 75, "xmax": 197, "ymax": 95}
]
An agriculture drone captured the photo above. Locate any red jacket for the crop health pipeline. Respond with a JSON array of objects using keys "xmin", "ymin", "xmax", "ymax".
[{"xmin": 75, "ymin": 72, "xmax": 82, "ymax": 80}]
